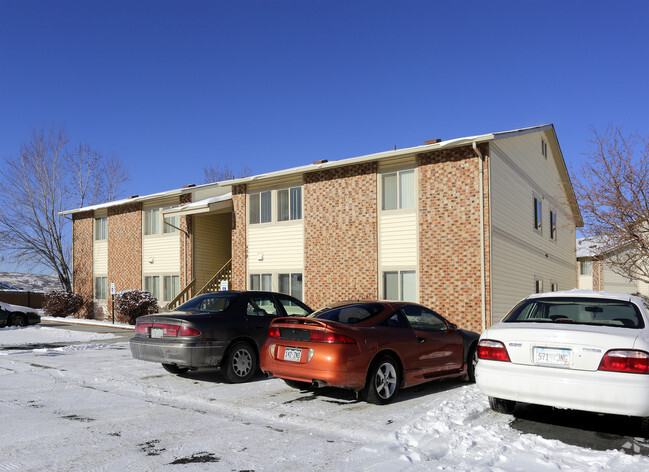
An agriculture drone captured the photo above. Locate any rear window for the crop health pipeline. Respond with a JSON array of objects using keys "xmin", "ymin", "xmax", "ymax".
[
  {"xmin": 309, "ymin": 303, "xmax": 384, "ymax": 324},
  {"xmin": 178, "ymin": 294, "xmax": 236, "ymax": 313},
  {"xmin": 504, "ymin": 297, "xmax": 645, "ymax": 329}
]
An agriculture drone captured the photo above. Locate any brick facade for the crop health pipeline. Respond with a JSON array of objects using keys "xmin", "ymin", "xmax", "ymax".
[
  {"xmin": 179, "ymin": 193, "xmax": 193, "ymax": 290},
  {"xmin": 304, "ymin": 162, "xmax": 379, "ymax": 309},
  {"xmin": 418, "ymin": 144, "xmax": 490, "ymax": 331},
  {"xmin": 593, "ymin": 259, "xmax": 604, "ymax": 291},
  {"xmin": 231, "ymin": 184, "xmax": 247, "ymax": 291},
  {"xmin": 107, "ymin": 202, "xmax": 143, "ymax": 314},
  {"xmin": 72, "ymin": 211, "xmax": 94, "ymax": 318}
]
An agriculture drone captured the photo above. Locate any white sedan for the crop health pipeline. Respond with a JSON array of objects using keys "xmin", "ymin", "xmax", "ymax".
[{"xmin": 476, "ymin": 290, "xmax": 649, "ymax": 434}]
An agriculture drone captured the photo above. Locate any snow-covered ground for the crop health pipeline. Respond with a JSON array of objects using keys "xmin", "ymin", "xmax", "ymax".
[{"xmin": 2, "ymin": 326, "xmax": 649, "ymax": 471}]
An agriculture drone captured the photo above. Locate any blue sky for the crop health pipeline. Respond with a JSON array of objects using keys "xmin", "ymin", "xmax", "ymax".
[{"xmin": 1, "ymin": 1, "xmax": 647, "ymax": 273}]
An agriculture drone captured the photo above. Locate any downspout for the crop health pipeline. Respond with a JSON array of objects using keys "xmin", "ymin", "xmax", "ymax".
[{"xmin": 472, "ymin": 142, "xmax": 487, "ymax": 332}]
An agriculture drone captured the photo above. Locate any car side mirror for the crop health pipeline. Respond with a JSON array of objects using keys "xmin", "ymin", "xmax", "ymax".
[{"xmin": 447, "ymin": 322, "xmax": 458, "ymax": 331}]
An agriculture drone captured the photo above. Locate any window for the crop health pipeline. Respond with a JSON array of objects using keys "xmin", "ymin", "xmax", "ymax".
[
  {"xmin": 163, "ymin": 275, "xmax": 180, "ymax": 301},
  {"xmin": 535, "ymin": 279, "xmax": 543, "ymax": 294},
  {"xmin": 383, "ymin": 270, "xmax": 416, "ymax": 302},
  {"xmin": 144, "ymin": 209, "xmax": 160, "ymax": 235},
  {"xmin": 250, "ymin": 273, "xmax": 272, "ymax": 291},
  {"xmin": 94, "ymin": 276, "xmax": 107, "ymax": 300},
  {"xmin": 250, "ymin": 191, "xmax": 272, "ymax": 224},
  {"xmin": 550, "ymin": 282, "xmax": 558, "ymax": 292},
  {"xmin": 541, "ymin": 138, "xmax": 548, "ymax": 158},
  {"xmin": 401, "ymin": 305, "xmax": 448, "ymax": 331},
  {"xmin": 277, "ymin": 295, "xmax": 311, "ymax": 316},
  {"xmin": 533, "ymin": 197, "xmax": 542, "ymax": 231},
  {"xmin": 95, "ymin": 217, "xmax": 107, "ymax": 241},
  {"xmin": 277, "ymin": 187, "xmax": 302, "ymax": 221},
  {"xmin": 580, "ymin": 260, "xmax": 593, "ymax": 276},
  {"xmin": 382, "ymin": 170, "xmax": 414, "ymax": 210},
  {"xmin": 279, "ymin": 273, "xmax": 303, "ymax": 300},
  {"xmin": 248, "ymin": 295, "xmax": 279, "ymax": 316},
  {"xmin": 550, "ymin": 210, "xmax": 557, "ymax": 240},
  {"xmin": 163, "ymin": 211, "xmax": 179, "ymax": 233},
  {"xmin": 144, "ymin": 276, "xmax": 160, "ymax": 300}
]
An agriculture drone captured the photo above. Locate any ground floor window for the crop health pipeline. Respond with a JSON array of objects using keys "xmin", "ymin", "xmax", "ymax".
[
  {"xmin": 144, "ymin": 276, "xmax": 160, "ymax": 300},
  {"xmin": 94, "ymin": 276, "xmax": 107, "ymax": 300},
  {"xmin": 249, "ymin": 272, "xmax": 304, "ymax": 301},
  {"xmin": 383, "ymin": 270, "xmax": 416, "ymax": 302},
  {"xmin": 164, "ymin": 275, "xmax": 180, "ymax": 302},
  {"xmin": 279, "ymin": 273, "xmax": 303, "ymax": 300},
  {"xmin": 250, "ymin": 273, "xmax": 272, "ymax": 291}
]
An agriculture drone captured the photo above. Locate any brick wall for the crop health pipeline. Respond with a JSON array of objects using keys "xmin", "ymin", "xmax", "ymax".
[
  {"xmin": 418, "ymin": 143, "xmax": 490, "ymax": 331},
  {"xmin": 179, "ymin": 193, "xmax": 193, "ymax": 290},
  {"xmin": 107, "ymin": 202, "xmax": 143, "ymax": 315},
  {"xmin": 304, "ymin": 162, "xmax": 378, "ymax": 309},
  {"xmin": 231, "ymin": 184, "xmax": 247, "ymax": 290},
  {"xmin": 72, "ymin": 211, "xmax": 94, "ymax": 318},
  {"xmin": 593, "ymin": 259, "xmax": 604, "ymax": 291}
]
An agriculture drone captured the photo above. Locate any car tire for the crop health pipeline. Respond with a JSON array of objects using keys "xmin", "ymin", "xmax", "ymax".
[
  {"xmin": 466, "ymin": 344, "xmax": 478, "ymax": 383},
  {"xmin": 488, "ymin": 396, "xmax": 516, "ymax": 414},
  {"xmin": 641, "ymin": 417, "xmax": 649, "ymax": 439},
  {"xmin": 10, "ymin": 314, "xmax": 28, "ymax": 327},
  {"xmin": 223, "ymin": 341, "xmax": 257, "ymax": 383},
  {"xmin": 361, "ymin": 356, "xmax": 400, "ymax": 405},
  {"xmin": 283, "ymin": 379, "xmax": 312, "ymax": 390},
  {"xmin": 161, "ymin": 363, "xmax": 190, "ymax": 375}
]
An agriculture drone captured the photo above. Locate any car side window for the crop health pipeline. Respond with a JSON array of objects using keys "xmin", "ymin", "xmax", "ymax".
[
  {"xmin": 276, "ymin": 295, "xmax": 311, "ymax": 317},
  {"xmin": 378, "ymin": 311, "xmax": 409, "ymax": 328},
  {"xmin": 402, "ymin": 305, "xmax": 448, "ymax": 331},
  {"xmin": 248, "ymin": 295, "xmax": 280, "ymax": 317}
]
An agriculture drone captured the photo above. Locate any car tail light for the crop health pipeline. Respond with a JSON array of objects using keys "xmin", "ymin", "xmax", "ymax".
[
  {"xmin": 477, "ymin": 339, "xmax": 511, "ymax": 362},
  {"xmin": 135, "ymin": 322, "xmax": 200, "ymax": 337},
  {"xmin": 178, "ymin": 326, "xmax": 201, "ymax": 337},
  {"xmin": 308, "ymin": 330, "xmax": 356, "ymax": 344},
  {"xmin": 598, "ymin": 350, "xmax": 649, "ymax": 374},
  {"xmin": 268, "ymin": 326, "xmax": 281, "ymax": 338}
]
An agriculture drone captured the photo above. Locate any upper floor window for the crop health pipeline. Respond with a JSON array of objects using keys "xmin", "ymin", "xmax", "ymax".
[
  {"xmin": 550, "ymin": 210, "xmax": 557, "ymax": 240},
  {"xmin": 382, "ymin": 170, "xmax": 415, "ymax": 211},
  {"xmin": 277, "ymin": 187, "xmax": 302, "ymax": 221},
  {"xmin": 163, "ymin": 212, "xmax": 179, "ymax": 233},
  {"xmin": 541, "ymin": 138, "xmax": 548, "ymax": 158},
  {"xmin": 144, "ymin": 208, "xmax": 160, "ymax": 235},
  {"xmin": 250, "ymin": 191, "xmax": 272, "ymax": 224},
  {"xmin": 535, "ymin": 279, "xmax": 543, "ymax": 293},
  {"xmin": 533, "ymin": 197, "xmax": 542, "ymax": 231},
  {"xmin": 95, "ymin": 217, "xmax": 107, "ymax": 241}
]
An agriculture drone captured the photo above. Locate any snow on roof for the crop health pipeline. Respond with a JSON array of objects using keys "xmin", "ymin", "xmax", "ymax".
[{"xmin": 576, "ymin": 237, "xmax": 608, "ymax": 258}]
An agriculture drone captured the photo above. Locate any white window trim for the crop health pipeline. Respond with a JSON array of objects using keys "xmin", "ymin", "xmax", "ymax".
[
  {"xmin": 381, "ymin": 268, "xmax": 417, "ymax": 302},
  {"xmin": 380, "ymin": 168, "xmax": 417, "ymax": 212},
  {"xmin": 248, "ymin": 186, "xmax": 304, "ymax": 225}
]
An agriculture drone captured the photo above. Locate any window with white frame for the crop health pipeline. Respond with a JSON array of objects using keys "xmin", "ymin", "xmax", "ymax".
[
  {"xmin": 144, "ymin": 275, "xmax": 160, "ymax": 300},
  {"xmin": 163, "ymin": 275, "xmax": 180, "ymax": 301},
  {"xmin": 279, "ymin": 273, "xmax": 303, "ymax": 300},
  {"xmin": 542, "ymin": 138, "xmax": 548, "ymax": 158},
  {"xmin": 535, "ymin": 279, "xmax": 543, "ymax": 294},
  {"xmin": 580, "ymin": 260, "xmax": 593, "ymax": 276},
  {"xmin": 250, "ymin": 191, "xmax": 272, "ymax": 224},
  {"xmin": 383, "ymin": 270, "xmax": 416, "ymax": 302},
  {"xmin": 550, "ymin": 282, "xmax": 558, "ymax": 292},
  {"xmin": 163, "ymin": 210, "xmax": 179, "ymax": 233},
  {"xmin": 382, "ymin": 170, "xmax": 415, "ymax": 210},
  {"xmin": 277, "ymin": 187, "xmax": 302, "ymax": 221},
  {"xmin": 250, "ymin": 273, "xmax": 272, "ymax": 291},
  {"xmin": 144, "ymin": 209, "xmax": 160, "ymax": 235},
  {"xmin": 533, "ymin": 197, "xmax": 542, "ymax": 231},
  {"xmin": 94, "ymin": 276, "xmax": 107, "ymax": 300},
  {"xmin": 550, "ymin": 210, "xmax": 557, "ymax": 240},
  {"xmin": 95, "ymin": 217, "xmax": 107, "ymax": 240}
]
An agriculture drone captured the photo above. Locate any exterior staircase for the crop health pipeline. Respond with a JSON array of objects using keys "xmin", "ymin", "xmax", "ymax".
[{"xmin": 166, "ymin": 258, "xmax": 232, "ymax": 310}]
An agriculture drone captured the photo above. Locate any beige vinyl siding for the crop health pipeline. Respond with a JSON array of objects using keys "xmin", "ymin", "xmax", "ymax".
[
  {"xmin": 193, "ymin": 212, "xmax": 232, "ymax": 290},
  {"xmin": 247, "ymin": 222, "xmax": 304, "ymax": 275},
  {"xmin": 578, "ymin": 274, "xmax": 594, "ymax": 290},
  {"xmin": 142, "ymin": 235, "xmax": 180, "ymax": 274},
  {"xmin": 379, "ymin": 211, "xmax": 417, "ymax": 267},
  {"xmin": 603, "ymin": 265, "xmax": 637, "ymax": 294},
  {"xmin": 490, "ymin": 132, "xmax": 577, "ymax": 323},
  {"xmin": 93, "ymin": 240, "xmax": 108, "ymax": 275}
]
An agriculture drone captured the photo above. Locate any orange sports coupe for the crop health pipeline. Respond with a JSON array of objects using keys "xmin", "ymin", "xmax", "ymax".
[{"xmin": 260, "ymin": 301, "xmax": 479, "ymax": 404}]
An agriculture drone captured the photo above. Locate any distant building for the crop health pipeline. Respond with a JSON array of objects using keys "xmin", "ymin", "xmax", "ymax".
[{"xmin": 62, "ymin": 124, "xmax": 583, "ymax": 331}]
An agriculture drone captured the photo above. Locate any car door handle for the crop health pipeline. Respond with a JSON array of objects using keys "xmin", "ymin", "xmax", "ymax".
[{"xmin": 417, "ymin": 337, "xmax": 426, "ymax": 343}]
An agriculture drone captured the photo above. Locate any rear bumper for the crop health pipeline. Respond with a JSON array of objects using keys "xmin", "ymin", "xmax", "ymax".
[
  {"xmin": 129, "ymin": 337, "xmax": 227, "ymax": 368},
  {"xmin": 476, "ymin": 359, "xmax": 649, "ymax": 417}
]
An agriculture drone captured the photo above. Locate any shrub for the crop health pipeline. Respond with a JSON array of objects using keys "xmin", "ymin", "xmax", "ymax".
[
  {"xmin": 115, "ymin": 290, "xmax": 158, "ymax": 324},
  {"xmin": 44, "ymin": 291, "xmax": 84, "ymax": 318}
]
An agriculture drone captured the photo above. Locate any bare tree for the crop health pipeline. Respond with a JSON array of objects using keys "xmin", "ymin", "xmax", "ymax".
[
  {"xmin": 0, "ymin": 126, "xmax": 130, "ymax": 291},
  {"xmin": 574, "ymin": 125, "xmax": 649, "ymax": 283},
  {"xmin": 203, "ymin": 164, "xmax": 253, "ymax": 183}
]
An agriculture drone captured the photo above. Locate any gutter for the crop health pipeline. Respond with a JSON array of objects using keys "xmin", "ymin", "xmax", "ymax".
[{"xmin": 473, "ymin": 141, "xmax": 487, "ymax": 332}]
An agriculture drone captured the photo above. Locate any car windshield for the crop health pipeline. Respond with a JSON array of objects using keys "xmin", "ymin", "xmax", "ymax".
[
  {"xmin": 503, "ymin": 297, "xmax": 644, "ymax": 328},
  {"xmin": 177, "ymin": 294, "xmax": 236, "ymax": 313},
  {"xmin": 309, "ymin": 303, "xmax": 384, "ymax": 324}
]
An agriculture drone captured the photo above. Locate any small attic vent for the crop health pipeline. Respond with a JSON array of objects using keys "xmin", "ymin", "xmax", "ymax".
[
  {"xmin": 425, "ymin": 139, "xmax": 442, "ymax": 145},
  {"xmin": 313, "ymin": 159, "xmax": 328, "ymax": 165},
  {"xmin": 127, "ymin": 195, "xmax": 139, "ymax": 199},
  {"xmin": 182, "ymin": 184, "xmax": 196, "ymax": 188}
]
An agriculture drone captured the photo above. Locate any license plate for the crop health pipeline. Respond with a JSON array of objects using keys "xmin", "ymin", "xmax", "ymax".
[
  {"xmin": 150, "ymin": 327, "xmax": 163, "ymax": 339},
  {"xmin": 534, "ymin": 347, "xmax": 571, "ymax": 367},
  {"xmin": 283, "ymin": 347, "xmax": 302, "ymax": 362}
]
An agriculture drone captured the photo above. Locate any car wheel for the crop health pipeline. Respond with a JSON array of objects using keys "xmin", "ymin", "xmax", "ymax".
[
  {"xmin": 161, "ymin": 363, "xmax": 190, "ymax": 375},
  {"xmin": 10, "ymin": 314, "xmax": 28, "ymax": 327},
  {"xmin": 466, "ymin": 344, "xmax": 478, "ymax": 383},
  {"xmin": 361, "ymin": 356, "xmax": 400, "ymax": 405},
  {"xmin": 283, "ymin": 379, "xmax": 312, "ymax": 390},
  {"xmin": 488, "ymin": 396, "xmax": 516, "ymax": 414},
  {"xmin": 224, "ymin": 341, "xmax": 257, "ymax": 383},
  {"xmin": 641, "ymin": 417, "xmax": 649, "ymax": 439}
]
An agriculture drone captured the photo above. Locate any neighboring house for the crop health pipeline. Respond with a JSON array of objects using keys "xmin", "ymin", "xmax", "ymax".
[
  {"xmin": 577, "ymin": 237, "xmax": 649, "ymax": 296},
  {"xmin": 62, "ymin": 124, "xmax": 582, "ymax": 331}
]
